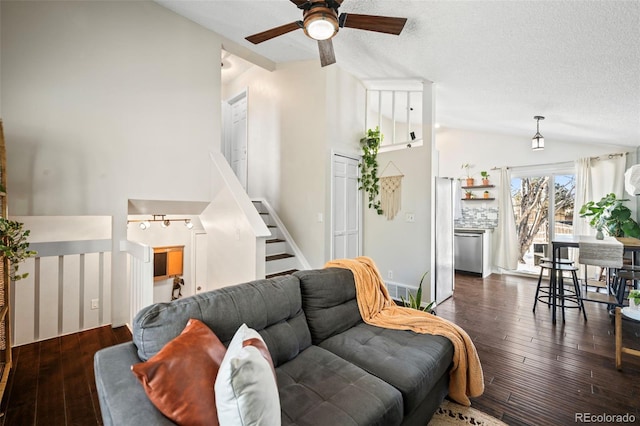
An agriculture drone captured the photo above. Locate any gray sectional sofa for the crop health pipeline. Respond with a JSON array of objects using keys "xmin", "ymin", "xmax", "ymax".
[{"xmin": 94, "ymin": 268, "xmax": 454, "ymax": 426}]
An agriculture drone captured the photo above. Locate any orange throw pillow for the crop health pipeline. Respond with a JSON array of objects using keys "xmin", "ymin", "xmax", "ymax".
[{"xmin": 131, "ymin": 318, "xmax": 226, "ymax": 426}]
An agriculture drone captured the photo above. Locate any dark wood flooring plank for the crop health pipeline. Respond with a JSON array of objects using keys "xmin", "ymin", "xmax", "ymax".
[
  {"xmin": 60, "ymin": 333, "xmax": 97, "ymax": 426},
  {"xmin": 441, "ymin": 273, "xmax": 640, "ymax": 423},
  {"xmin": 3, "ymin": 341, "xmax": 40, "ymax": 425},
  {"xmin": 35, "ymin": 337, "xmax": 66, "ymax": 425}
]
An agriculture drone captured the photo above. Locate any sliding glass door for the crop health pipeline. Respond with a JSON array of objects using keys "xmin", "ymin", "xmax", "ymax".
[{"xmin": 511, "ymin": 171, "xmax": 575, "ymax": 275}]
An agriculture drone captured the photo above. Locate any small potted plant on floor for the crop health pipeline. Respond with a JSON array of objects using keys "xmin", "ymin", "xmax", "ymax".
[
  {"xmin": 401, "ymin": 271, "xmax": 435, "ymax": 314},
  {"xmin": 480, "ymin": 171, "xmax": 490, "ymax": 186},
  {"xmin": 629, "ymin": 289, "xmax": 640, "ymax": 311}
]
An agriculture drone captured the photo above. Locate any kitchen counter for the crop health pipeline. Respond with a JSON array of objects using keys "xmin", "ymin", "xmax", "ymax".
[{"xmin": 454, "ymin": 228, "xmax": 494, "ymax": 234}]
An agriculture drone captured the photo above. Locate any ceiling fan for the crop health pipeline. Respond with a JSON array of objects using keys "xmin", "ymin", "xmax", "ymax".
[{"xmin": 245, "ymin": 0, "xmax": 407, "ymax": 67}]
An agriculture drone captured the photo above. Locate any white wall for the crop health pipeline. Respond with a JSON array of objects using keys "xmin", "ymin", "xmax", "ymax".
[
  {"xmin": 363, "ymin": 82, "xmax": 434, "ymax": 295},
  {"xmin": 437, "ymin": 127, "xmax": 631, "ymax": 207},
  {"xmin": 2, "ymin": 1, "xmax": 222, "ymax": 326},
  {"xmin": 437, "ymin": 127, "xmax": 631, "ymax": 179},
  {"xmin": 127, "ymin": 215, "xmax": 199, "ymax": 303},
  {"xmin": 223, "ymin": 60, "xmax": 365, "ymax": 268}
]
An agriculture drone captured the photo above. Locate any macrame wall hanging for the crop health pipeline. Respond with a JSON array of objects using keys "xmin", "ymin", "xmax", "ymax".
[{"xmin": 379, "ymin": 161, "xmax": 404, "ymax": 220}]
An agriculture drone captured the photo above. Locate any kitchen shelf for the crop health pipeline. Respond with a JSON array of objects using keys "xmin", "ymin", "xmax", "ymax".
[
  {"xmin": 461, "ymin": 185, "xmax": 495, "ymax": 189},
  {"xmin": 462, "ymin": 198, "xmax": 495, "ymax": 201}
]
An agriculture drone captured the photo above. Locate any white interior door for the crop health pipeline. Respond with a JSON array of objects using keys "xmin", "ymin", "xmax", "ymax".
[
  {"xmin": 332, "ymin": 153, "xmax": 361, "ymax": 259},
  {"xmin": 224, "ymin": 90, "xmax": 248, "ymax": 190}
]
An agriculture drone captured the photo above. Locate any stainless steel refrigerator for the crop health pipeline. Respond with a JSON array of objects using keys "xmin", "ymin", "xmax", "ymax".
[{"xmin": 434, "ymin": 177, "xmax": 455, "ymax": 303}]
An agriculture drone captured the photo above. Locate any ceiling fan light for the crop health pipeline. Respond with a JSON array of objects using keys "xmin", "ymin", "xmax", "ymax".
[{"xmin": 305, "ymin": 14, "xmax": 338, "ymax": 40}]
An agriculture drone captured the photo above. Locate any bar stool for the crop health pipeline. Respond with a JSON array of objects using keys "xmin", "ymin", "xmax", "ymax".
[
  {"xmin": 533, "ymin": 259, "xmax": 587, "ymax": 321},
  {"xmin": 533, "ymin": 258, "xmax": 572, "ymax": 311}
]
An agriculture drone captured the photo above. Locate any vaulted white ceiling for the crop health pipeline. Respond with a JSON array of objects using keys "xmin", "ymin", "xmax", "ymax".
[{"xmin": 157, "ymin": 0, "xmax": 640, "ymax": 147}]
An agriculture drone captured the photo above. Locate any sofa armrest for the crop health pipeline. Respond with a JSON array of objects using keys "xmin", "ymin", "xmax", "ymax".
[{"xmin": 94, "ymin": 342, "xmax": 175, "ymax": 426}]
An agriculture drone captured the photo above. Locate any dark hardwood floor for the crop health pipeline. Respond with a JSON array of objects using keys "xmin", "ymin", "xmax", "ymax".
[
  {"xmin": 437, "ymin": 273, "xmax": 640, "ymax": 426},
  {"xmin": 0, "ymin": 324, "xmax": 131, "ymax": 425},
  {"xmin": 0, "ymin": 272, "xmax": 638, "ymax": 425}
]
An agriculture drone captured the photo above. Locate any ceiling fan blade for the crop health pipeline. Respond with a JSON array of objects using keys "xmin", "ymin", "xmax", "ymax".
[
  {"xmin": 246, "ymin": 21, "xmax": 302, "ymax": 44},
  {"xmin": 339, "ymin": 13, "xmax": 407, "ymax": 35},
  {"xmin": 318, "ymin": 39, "xmax": 336, "ymax": 67}
]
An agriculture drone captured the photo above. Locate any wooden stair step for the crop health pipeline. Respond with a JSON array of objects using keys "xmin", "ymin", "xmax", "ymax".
[
  {"xmin": 266, "ymin": 269, "xmax": 299, "ymax": 279},
  {"xmin": 266, "ymin": 238, "xmax": 286, "ymax": 244},
  {"xmin": 266, "ymin": 253, "xmax": 295, "ymax": 262}
]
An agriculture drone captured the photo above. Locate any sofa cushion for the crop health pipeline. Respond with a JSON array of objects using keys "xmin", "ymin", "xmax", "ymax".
[
  {"xmin": 319, "ymin": 323, "xmax": 454, "ymax": 415},
  {"xmin": 215, "ymin": 324, "xmax": 280, "ymax": 426},
  {"xmin": 94, "ymin": 342, "xmax": 176, "ymax": 426},
  {"xmin": 131, "ymin": 318, "xmax": 226, "ymax": 426},
  {"xmin": 277, "ymin": 345, "xmax": 402, "ymax": 426},
  {"xmin": 295, "ymin": 268, "xmax": 363, "ymax": 344},
  {"xmin": 133, "ymin": 275, "xmax": 312, "ymax": 367}
]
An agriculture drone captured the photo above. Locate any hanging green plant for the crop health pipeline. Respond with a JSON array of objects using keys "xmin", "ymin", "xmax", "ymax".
[
  {"xmin": 0, "ymin": 218, "xmax": 37, "ymax": 281},
  {"xmin": 359, "ymin": 127, "xmax": 384, "ymax": 215}
]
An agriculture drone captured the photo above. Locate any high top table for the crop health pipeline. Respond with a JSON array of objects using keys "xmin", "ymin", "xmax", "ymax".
[{"xmin": 550, "ymin": 235, "xmax": 640, "ymax": 324}]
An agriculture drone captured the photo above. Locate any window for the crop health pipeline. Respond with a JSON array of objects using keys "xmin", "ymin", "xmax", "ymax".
[{"xmin": 511, "ymin": 167, "xmax": 575, "ymax": 274}]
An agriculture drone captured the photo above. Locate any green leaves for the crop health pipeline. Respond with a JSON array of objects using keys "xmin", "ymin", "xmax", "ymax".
[
  {"xmin": 401, "ymin": 271, "xmax": 434, "ymax": 312},
  {"xmin": 0, "ymin": 218, "xmax": 37, "ymax": 281},
  {"xmin": 359, "ymin": 127, "xmax": 384, "ymax": 215},
  {"xmin": 578, "ymin": 193, "xmax": 640, "ymax": 238}
]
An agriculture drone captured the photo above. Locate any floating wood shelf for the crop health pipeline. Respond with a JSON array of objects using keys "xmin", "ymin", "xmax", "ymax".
[
  {"xmin": 461, "ymin": 185, "xmax": 495, "ymax": 189},
  {"xmin": 462, "ymin": 198, "xmax": 495, "ymax": 201}
]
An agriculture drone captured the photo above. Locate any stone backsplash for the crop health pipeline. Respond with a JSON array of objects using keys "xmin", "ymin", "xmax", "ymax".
[{"xmin": 455, "ymin": 207, "xmax": 499, "ymax": 229}]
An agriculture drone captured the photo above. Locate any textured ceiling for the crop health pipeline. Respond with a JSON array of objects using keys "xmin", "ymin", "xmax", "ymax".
[{"xmin": 157, "ymin": 0, "xmax": 640, "ymax": 147}]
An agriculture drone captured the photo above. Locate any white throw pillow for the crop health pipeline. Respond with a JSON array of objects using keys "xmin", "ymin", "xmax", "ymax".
[{"xmin": 215, "ymin": 324, "xmax": 281, "ymax": 426}]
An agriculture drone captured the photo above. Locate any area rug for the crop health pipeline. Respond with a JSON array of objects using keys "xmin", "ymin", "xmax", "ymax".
[{"xmin": 428, "ymin": 400, "xmax": 509, "ymax": 426}]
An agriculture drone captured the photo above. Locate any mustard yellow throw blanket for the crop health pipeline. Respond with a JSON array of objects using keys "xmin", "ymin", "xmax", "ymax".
[{"xmin": 325, "ymin": 256, "xmax": 484, "ymax": 406}]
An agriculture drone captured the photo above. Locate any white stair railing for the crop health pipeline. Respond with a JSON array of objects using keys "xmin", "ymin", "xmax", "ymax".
[
  {"xmin": 12, "ymin": 239, "xmax": 112, "ymax": 346},
  {"xmin": 121, "ymin": 240, "xmax": 154, "ymax": 326}
]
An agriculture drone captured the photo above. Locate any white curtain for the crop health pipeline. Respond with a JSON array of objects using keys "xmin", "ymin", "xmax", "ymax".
[
  {"xmin": 590, "ymin": 155, "xmax": 626, "ymax": 200},
  {"xmin": 573, "ymin": 154, "xmax": 626, "ymax": 237},
  {"xmin": 572, "ymin": 154, "xmax": 626, "ymax": 278},
  {"xmin": 572, "ymin": 157, "xmax": 593, "ymax": 238},
  {"xmin": 493, "ymin": 167, "xmax": 520, "ymax": 270}
]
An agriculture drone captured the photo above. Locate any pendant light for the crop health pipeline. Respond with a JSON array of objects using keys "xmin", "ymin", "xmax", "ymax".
[{"xmin": 532, "ymin": 116, "xmax": 545, "ymax": 151}]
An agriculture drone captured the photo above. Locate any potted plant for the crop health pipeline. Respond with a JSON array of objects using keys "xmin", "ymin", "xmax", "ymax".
[
  {"xmin": 578, "ymin": 193, "xmax": 640, "ymax": 239},
  {"xmin": 465, "ymin": 190, "xmax": 473, "ymax": 199},
  {"xmin": 0, "ymin": 218, "xmax": 37, "ymax": 281},
  {"xmin": 401, "ymin": 271, "xmax": 435, "ymax": 314},
  {"xmin": 480, "ymin": 171, "xmax": 490, "ymax": 185},
  {"xmin": 461, "ymin": 163, "xmax": 474, "ymax": 186},
  {"xmin": 483, "ymin": 190, "xmax": 490, "ymax": 199},
  {"xmin": 359, "ymin": 127, "xmax": 384, "ymax": 215},
  {"xmin": 629, "ymin": 289, "xmax": 640, "ymax": 311}
]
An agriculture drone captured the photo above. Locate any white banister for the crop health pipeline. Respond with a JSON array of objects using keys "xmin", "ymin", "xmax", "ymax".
[
  {"xmin": 12, "ymin": 239, "xmax": 112, "ymax": 346},
  {"xmin": 120, "ymin": 240, "xmax": 154, "ymax": 325}
]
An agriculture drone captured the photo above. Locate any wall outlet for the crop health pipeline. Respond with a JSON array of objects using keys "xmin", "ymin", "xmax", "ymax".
[
  {"xmin": 405, "ymin": 213, "xmax": 415, "ymax": 222},
  {"xmin": 388, "ymin": 270, "xmax": 393, "ymax": 279},
  {"xmin": 91, "ymin": 299, "xmax": 99, "ymax": 310}
]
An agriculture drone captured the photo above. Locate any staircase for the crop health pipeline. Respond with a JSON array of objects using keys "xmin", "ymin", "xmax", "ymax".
[{"xmin": 253, "ymin": 200, "xmax": 309, "ymax": 278}]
